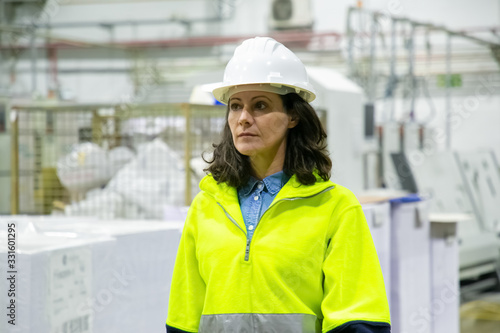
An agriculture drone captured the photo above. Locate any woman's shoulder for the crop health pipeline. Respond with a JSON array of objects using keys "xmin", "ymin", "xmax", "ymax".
[
  {"xmin": 329, "ymin": 182, "xmax": 357, "ymax": 197},
  {"xmin": 192, "ymin": 174, "xmax": 236, "ymax": 205},
  {"xmin": 198, "ymin": 173, "xmax": 232, "ymax": 193},
  {"xmin": 327, "ymin": 181, "xmax": 362, "ymax": 208}
]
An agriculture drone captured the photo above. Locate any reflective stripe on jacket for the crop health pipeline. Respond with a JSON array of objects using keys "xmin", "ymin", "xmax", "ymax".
[{"xmin": 166, "ymin": 173, "xmax": 390, "ymax": 332}]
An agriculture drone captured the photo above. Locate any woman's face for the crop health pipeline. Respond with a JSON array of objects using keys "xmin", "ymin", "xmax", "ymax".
[{"xmin": 228, "ymin": 90, "xmax": 297, "ymax": 161}]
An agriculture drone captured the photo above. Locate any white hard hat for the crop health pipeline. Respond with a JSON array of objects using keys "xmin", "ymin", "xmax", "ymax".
[{"xmin": 212, "ymin": 36, "xmax": 316, "ymax": 104}]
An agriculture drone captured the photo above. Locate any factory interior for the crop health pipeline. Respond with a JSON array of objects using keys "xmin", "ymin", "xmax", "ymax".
[{"xmin": 1, "ymin": 0, "xmax": 500, "ymax": 332}]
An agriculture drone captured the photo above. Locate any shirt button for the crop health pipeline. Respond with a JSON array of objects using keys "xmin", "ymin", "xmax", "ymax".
[
  {"xmin": 257, "ymin": 183, "xmax": 264, "ymax": 189},
  {"xmin": 248, "ymin": 225, "xmax": 254, "ymax": 231},
  {"xmin": 253, "ymin": 195, "xmax": 259, "ymax": 201}
]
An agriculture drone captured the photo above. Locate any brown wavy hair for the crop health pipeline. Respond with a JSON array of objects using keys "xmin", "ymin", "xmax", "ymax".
[{"xmin": 203, "ymin": 93, "xmax": 332, "ymax": 187}]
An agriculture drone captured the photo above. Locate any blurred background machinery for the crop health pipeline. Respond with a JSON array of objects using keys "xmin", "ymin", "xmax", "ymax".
[{"xmin": 344, "ymin": 6, "xmax": 500, "ymax": 293}]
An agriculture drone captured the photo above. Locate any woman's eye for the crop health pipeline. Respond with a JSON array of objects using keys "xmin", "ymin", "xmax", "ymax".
[
  {"xmin": 230, "ymin": 103, "xmax": 241, "ymax": 111},
  {"xmin": 255, "ymin": 101, "xmax": 267, "ymax": 110}
]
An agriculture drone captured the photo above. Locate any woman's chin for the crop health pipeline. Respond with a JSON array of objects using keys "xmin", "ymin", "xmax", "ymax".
[
  {"xmin": 235, "ymin": 145, "xmax": 259, "ymax": 157},
  {"xmin": 237, "ymin": 149, "xmax": 254, "ymax": 157}
]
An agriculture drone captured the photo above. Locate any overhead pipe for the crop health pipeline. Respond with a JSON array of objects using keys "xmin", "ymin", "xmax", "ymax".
[
  {"xmin": 14, "ymin": 17, "xmax": 221, "ymax": 29},
  {"xmin": 0, "ymin": 29, "xmax": 342, "ymax": 51}
]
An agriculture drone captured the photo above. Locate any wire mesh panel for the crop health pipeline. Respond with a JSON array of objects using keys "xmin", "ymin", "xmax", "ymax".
[
  {"xmin": 11, "ymin": 103, "xmax": 227, "ymax": 218},
  {"xmin": 13, "ymin": 106, "xmax": 86, "ymax": 214}
]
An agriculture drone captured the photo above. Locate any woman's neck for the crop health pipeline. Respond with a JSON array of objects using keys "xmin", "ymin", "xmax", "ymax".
[
  {"xmin": 250, "ymin": 158, "xmax": 283, "ymax": 180},
  {"xmin": 249, "ymin": 143, "xmax": 286, "ymax": 180}
]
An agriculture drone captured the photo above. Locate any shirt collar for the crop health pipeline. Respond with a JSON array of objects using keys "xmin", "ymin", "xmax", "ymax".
[
  {"xmin": 239, "ymin": 176, "xmax": 261, "ymax": 196},
  {"xmin": 239, "ymin": 170, "xmax": 291, "ymax": 196},
  {"xmin": 263, "ymin": 170, "xmax": 290, "ymax": 195}
]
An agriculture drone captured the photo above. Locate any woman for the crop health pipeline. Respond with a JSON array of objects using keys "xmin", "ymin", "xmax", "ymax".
[{"xmin": 167, "ymin": 37, "xmax": 390, "ymax": 333}]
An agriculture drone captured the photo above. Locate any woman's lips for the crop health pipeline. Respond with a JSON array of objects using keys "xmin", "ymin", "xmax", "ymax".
[{"xmin": 238, "ymin": 133, "xmax": 257, "ymax": 137}]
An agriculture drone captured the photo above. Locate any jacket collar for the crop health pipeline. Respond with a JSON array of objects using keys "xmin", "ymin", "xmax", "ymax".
[
  {"xmin": 200, "ymin": 172, "xmax": 335, "ymax": 220},
  {"xmin": 199, "ymin": 175, "xmax": 244, "ymax": 229},
  {"xmin": 273, "ymin": 172, "xmax": 335, "ymax": 201},
  {"xmin": 200, "ymin": 173, "xmax": 334, "ymax": 208}
]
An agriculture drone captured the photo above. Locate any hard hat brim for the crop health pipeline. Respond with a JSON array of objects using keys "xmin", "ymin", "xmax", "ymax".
[{"xmin": 212, "ymin": 82, "xmax": 316, "ymax": 105}]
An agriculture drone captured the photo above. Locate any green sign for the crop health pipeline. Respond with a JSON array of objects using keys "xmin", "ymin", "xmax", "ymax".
[{"xmin": 437, "ymin": 74, "xmax": 462, "ymax": 87}]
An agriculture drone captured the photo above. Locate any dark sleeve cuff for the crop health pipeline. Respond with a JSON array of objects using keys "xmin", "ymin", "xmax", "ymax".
[
  {"xmin": 166, "ymin": 324, "xmax": 193, "ymax": 333},
  {"xmin": 327, "ymin": 320, "xmax": 391, "ymax": 333}
]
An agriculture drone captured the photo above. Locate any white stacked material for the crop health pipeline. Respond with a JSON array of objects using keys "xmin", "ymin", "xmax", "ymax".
[
  {"xmin": 64, "ymin": 189, "xmax": 134, "ymax": 220},
  {"xmin": 64, "ymin": 139, "xmax": 198, "ymax": 219},
  {"xmin": 108, "ymin": 146, "xmax": 135, "ymax": 177},
  {"xmin": 429, "ymin": 214, "xmax": 464, "ymax": 333},
  {"xmin": 0, "ymin": 217, "xmax": 116, "ymax": 333},
  {"xmin": 389, "ymin": 199, "xmax": 432, "ymax": 333},
  {"xmin": 57, "ymin": 144, "xmax": 135, "ymax": 197},
  {"xmin": 0, "ymin": 216, "xmax": 183, "ymax": 333},
  {"xmin": 106, "ymin": 139, "xmax": 187, "ymax": 217},
  {"xmin": 362, "ymin": 201, "xmax": 391, "ymax": 305},
  {"xmin": 32, "ymin": 217, "xmax": 184, "ymax": 333},
  {"xmin": 57, "ymin": 143, "xmax": 110, "ymax": 194}
]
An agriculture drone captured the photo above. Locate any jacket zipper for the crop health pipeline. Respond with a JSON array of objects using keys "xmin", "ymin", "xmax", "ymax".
[
  {"xmin": 216, "ymin": 202, "xmax": 245, "ymax": 233},
  {"xmin": 217, "ymin": 186, "xmax": 335, "ymax": 261},
  {"xmin": 216, "ymin": 203, "xmax": 253, "ymax": 261}
]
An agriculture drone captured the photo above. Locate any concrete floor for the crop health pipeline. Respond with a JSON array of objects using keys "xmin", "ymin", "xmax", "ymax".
[{"xmin": 460, "ymin": 292, "xmax": 500, "ymax": 332}]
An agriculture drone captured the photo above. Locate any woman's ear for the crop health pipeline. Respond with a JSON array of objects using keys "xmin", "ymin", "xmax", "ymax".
[{"xmin": 288, "ymin": 116, "xmax": 299, "ymax": 129}]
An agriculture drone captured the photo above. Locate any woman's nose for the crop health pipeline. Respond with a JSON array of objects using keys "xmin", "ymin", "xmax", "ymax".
[{"xmin": 238, "ymin": 108, "xmax": 253, "ymax": 126}]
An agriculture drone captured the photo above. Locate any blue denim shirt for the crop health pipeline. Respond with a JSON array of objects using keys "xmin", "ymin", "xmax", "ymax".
[{"xmin": 237, "ymin": 171, "xmax": 291, "ymax": 240}]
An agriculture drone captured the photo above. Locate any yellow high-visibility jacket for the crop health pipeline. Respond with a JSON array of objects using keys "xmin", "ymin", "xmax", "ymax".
[{"xmin": 167, "ymin": 173, "xmax": 390, "ymax": 333}]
